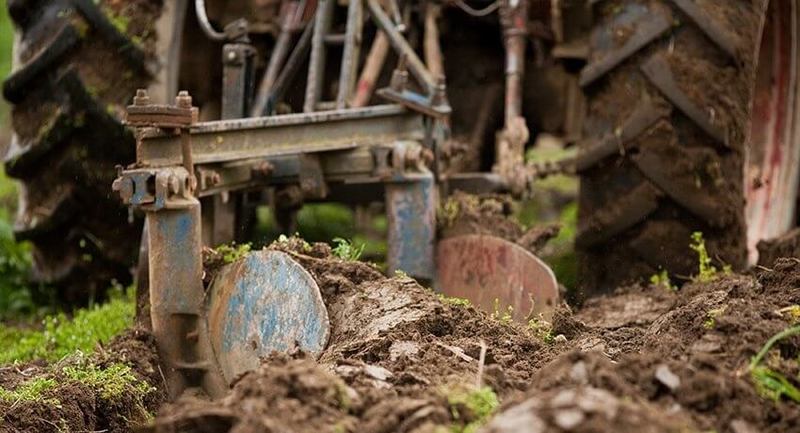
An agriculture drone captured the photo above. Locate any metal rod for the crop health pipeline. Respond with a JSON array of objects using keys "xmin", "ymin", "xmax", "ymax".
[
  {"xmin": 305, "ymin": 0, "xmax": 335, "ymax": 112},
  {"xmin": 366, "ymin": 0, "xmax": 436, "ymax": 92},
  {"xmin": 265, "ymin": 20, "xmax": 315, "ymax": 116},
  {"xmin": 423, "ymin": 3, "xmax": 444, "ymax": 80},
  {"xmin": 194, "ymin": 0, "xmax": 226, "ymax": 41},
  {"xmin": 251, "ymin": 27, "xmax": 293, "ymax": 117},
  {"xmin": 501, "ymin": 0, "xmax": 527, "ymax": 125},
  {"xmin": 336, "ymin": 0, "xmax": 363, "ymax": 109},
  {"xmin": 352, "ymin": 32, "xmax": 390, "ymax": 107}
]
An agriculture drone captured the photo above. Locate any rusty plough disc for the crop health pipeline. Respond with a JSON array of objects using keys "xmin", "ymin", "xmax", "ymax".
[{"xmin": 436, "ymin": 235, "xmax": 559, "ymax": 323}]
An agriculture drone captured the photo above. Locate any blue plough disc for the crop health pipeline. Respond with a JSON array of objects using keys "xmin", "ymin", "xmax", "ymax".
[{"xmin": 206, "ymin": 250, "xmax": 330, "ymax": 384}]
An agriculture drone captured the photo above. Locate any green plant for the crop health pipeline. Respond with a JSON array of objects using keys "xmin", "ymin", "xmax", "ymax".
[
  {"xmin": 214, "ymin": 242, "xmax": 252, "ymax": 264},
  {"xmin": 690, "ymin": 232, "xmax": 723, "ymax": 283},
  {"xmin": 650, "ymin": 269, "xmax": 676, "ymax": 291},
  {"xmin": 0, "ymin": 289, "xmax": 134, "ymax": 364},
  {"xmin": 703, "ymin": 306, "xmax": 727, "ymax": 329},
  {"xmin": 438, "ymin": 294, "xmax": 471, "ymax": 308},
  {"xmin": 528, "ymin": 317, "xmax": 554, "ymax": 344},
  {"xmin": 0, "ymin": 377, "xmax": 59, "ymax": 405},
  {"xmin": 778, "ymin": 305, "xmax": 800, "ymax": 324},
  {"xmin": 332, "ymin": 237, "xmax": 365, "ymax": 261},
  {"xmin": 490, "ymin": 299, "xmax": 514, "ymax": 325},
  {"xmin": 445, "ymin": 386, "xmax": 500, "ymax": 433},
  {"xmin": 62, "ymin": 361, "xmax": 154, "ymax": 401},
  {"xmin": 748, "ymin": 325, "xmax": 800, "ymax": 403}
]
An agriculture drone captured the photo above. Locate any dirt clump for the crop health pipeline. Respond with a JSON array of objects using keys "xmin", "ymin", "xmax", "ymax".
[{"xmin": 439, "ymin": 191, "xmax": 560, "ymax": 253}]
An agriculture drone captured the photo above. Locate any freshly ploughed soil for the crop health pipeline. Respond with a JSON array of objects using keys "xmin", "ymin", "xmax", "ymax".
[
  {"xmin": 143, "ymin": 240, "xmax": 800, "ymax": 433},
  {"xmin": 4, "ymin": 240, "xmax": 800, "ymax": 432}
]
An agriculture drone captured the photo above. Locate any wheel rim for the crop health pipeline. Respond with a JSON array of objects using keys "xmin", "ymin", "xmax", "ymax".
[{"xmin": 746, "ymin": 0, "xmax": 800, "ymax": 263}]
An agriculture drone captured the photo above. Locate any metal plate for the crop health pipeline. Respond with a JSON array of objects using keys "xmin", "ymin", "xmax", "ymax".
[
  {"xmin": 436, "ymin": 235, "xmax": 559, "ymax": 323},
  {"xmin": 207, "ymin": 250, "xmax": 330, "ymax": 384}
]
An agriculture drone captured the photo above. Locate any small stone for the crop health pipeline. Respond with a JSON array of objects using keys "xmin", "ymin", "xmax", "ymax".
[
  {"xmin": 554, "ymin": 334, "xmax": 568, "ymax": 344},
  {"xmin": 730, "ymin": 419, "xmax": 758, "ymax": 433},
  {"xmin": 550, "ymin": 389, "xmax": 577, "ymax": 408},
  {"xmin": 569, "ymin": 361, "xmax": 588, "ymax": 384},
  {"xmin": 553, "ymin": 408, "xmax": 585, "ymax": 430},
  {"xmin": 364, "ymin": 364, "xmax": 393, "ymax": 381},
  {"xmin": 654, "ymin": 364, "xmax": 681, "ymax": 391}
]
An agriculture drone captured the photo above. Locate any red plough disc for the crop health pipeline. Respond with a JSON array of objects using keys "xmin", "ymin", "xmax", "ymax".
[{"xmin": 436, "ymin": 235, "xmax": 559, "ymax": 322}]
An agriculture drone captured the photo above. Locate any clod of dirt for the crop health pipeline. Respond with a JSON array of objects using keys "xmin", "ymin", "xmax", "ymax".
[
  {"xmin": 757, "ymin": 228, "xmax": 800, "ymax": 268},
  {"xmin": 439, "ymin": 191, "xmax": 560, "ymax": 254}
]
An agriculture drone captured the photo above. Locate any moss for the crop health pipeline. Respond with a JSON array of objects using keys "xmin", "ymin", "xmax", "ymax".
[
  {"xmin": 0, "ymin": 377, "xmax": 59, "ymax": 405},
  {"xmin": 0, "ymin": 289, "xmax": 134, "ymax": 364},
  {"xmin": 214, "ymin": 242, "xmax": 252, "ymax": 264},
  {"xmin": 62, "ymin": 361, "xmax": 154, "ymax": 401},
  {"xmin": 438, "ymin": 294, "xmax": 472, "ymax": 308}
]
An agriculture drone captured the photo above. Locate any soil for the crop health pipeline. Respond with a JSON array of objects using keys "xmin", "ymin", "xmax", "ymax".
[
  {"xmin": 3, "ymin": 242, "xmax": 800, "ymax": 432},
  {"xmin": 0, "ymin": 329, "xmax": 165, "ymax": 433},
  {"xmin": 130, "ymin": 241, "xmax": 800, "ymax": 433}
]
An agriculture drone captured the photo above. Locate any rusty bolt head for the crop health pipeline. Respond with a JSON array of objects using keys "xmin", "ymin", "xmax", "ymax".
[
  {"xmin": 252, "ymin": 161, "xmax": 274, "ymax": 178},
  {"xmin": 133, "ymin": 89, "xmax": 151, "ymax": 106},
  {"xmin": 175, "ymin": 91, "xmax": 193, "ymax": 109},
  {"xmin": 167, "ymin": 175, "xmax": 181, "ymax": 194}
]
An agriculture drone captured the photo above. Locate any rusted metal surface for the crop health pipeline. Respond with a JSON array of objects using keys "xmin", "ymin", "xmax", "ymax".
[
  {"xmin": 352, "ymin": 32, "xmax": 390, "ymax": 107},
  {"xmin": 436, "ymin": 235, "xmax": 559, "ymax": 322},
  {"xmin": 148, "ymin": 200, "xmax": 227, "ymax": 399},
  {"xmin": 206, "ymin": 250, "xmax": 330, "ymax": 384},
  {"xmin": 222, "ymin": 41, "xmax": 257, "ymax": 119},
  {"xmin": 138, "ymin": 105, "xmax": 424, "ymax": 167},
  {"xmin": 336, "ymin": 0, "xmax": 363, "ymax": 108},
  {"xmin": 305, "ymin": 0, "xmax": 334, "ymax": 112},
  {"xmin": 386, "ymin": 173, "xmax": 437, "ymax": 281},
  {"xmin": 366, "ymin": 0, "xmax": 435, "ymax": 92}
]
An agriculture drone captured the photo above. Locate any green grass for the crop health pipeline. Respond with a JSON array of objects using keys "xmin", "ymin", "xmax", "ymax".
[
  {"xmin": 445, "ymin": 386, "xmax": 500, "ymax": 433},
  {"xmin": 0, "ymin": 289, "xmax": 135, "ymax": 364},
  {"xmin": 749, "ymin": 325, "xmax": 800, "ymax": 404},
  {"xmin": 331, "ymin": 237, "xmax": 365, "ymax": 261}
]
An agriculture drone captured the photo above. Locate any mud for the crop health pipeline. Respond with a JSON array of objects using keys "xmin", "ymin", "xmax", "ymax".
[{"xmin": 140, "ymin": 242, "xmax": 800, "ymax": 433}]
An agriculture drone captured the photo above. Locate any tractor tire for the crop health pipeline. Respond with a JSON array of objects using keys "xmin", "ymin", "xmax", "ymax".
[
  {"xmin": 577, "ymin": 0, "xmax": 798, "ymax": 292},
  {"xmin": 2, "ymin": 0, "xmax": 167, "ymax": 304}
]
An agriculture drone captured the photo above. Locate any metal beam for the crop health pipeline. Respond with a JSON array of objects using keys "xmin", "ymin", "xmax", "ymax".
[{"xmin": 138, "ymin": 105, "xmax": 424, "ymax": 167}]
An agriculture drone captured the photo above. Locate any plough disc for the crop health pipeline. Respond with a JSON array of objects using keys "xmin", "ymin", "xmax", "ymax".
[
  {"xmin": 436, "ymin": 235, "xmax": 559, "ymax": 323},
  {"xmin": 206, "ymin": 250, "xmax": 330, "ymax": 384}
]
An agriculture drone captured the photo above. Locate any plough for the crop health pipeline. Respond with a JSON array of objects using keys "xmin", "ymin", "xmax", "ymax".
[{"xmin": 113, "ymin": 0, "xmax": 559, "ymax": 399}]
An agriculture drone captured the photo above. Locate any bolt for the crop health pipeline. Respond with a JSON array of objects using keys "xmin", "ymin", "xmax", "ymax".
[
  {"xmin": 227, "ymin": 49, "xmax": 238, "ymax": 62},
  {"xmin": 390, "ymin": 55, "xmax": 409, "ymax": 92},
  {"xmin": 167, "ymin": 175, "xmax": 181, "ymax": 194},
  {"xmin": 175, "ymin": 90, "xmax": 192, "ymax": 109},
  {"xmin": 133, "ymin": 89, "xmax": 151, "ymax": 106},
  {"xmin": 431, "ymin": 76, "xmax": 447, "ymax": 107},
  {"xmin": 252, "ymin": 161, "xmax": 274, "ymax": 178}
]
